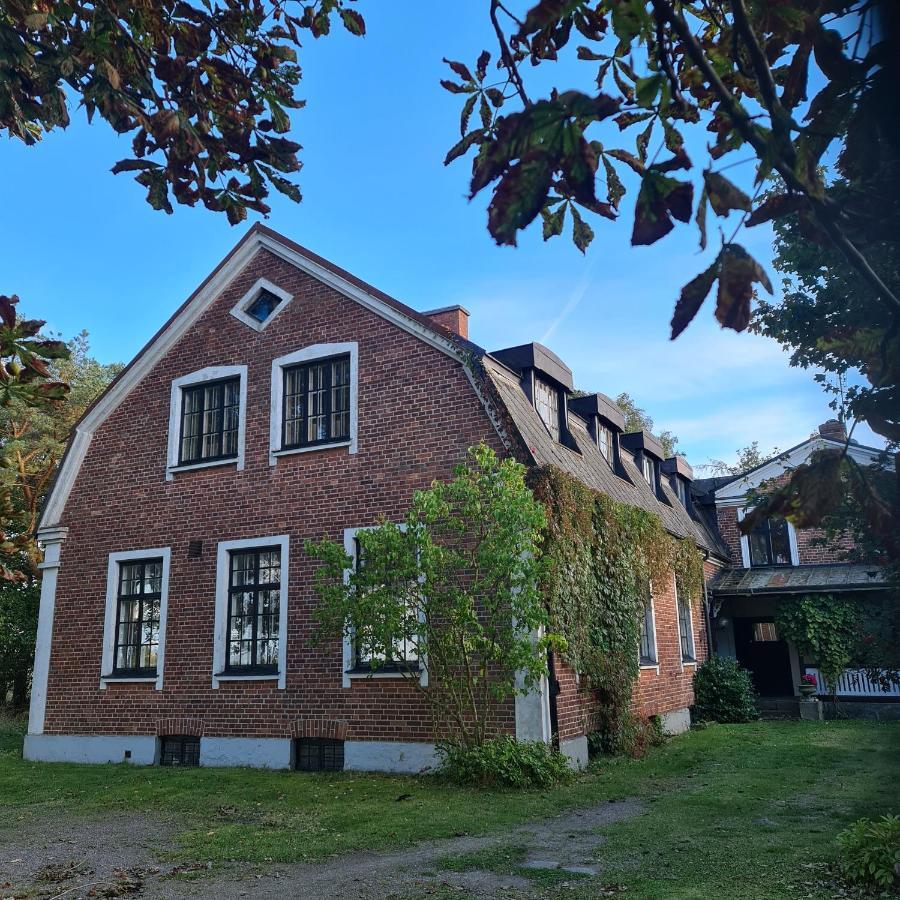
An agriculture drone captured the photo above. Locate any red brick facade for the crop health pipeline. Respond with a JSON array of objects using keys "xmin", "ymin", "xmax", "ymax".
[
  {"xmin": 42, "ymin": 246, "xmax": 511, "ymax": 743},
  {"xmin": 33, "ymin": 230, "xmax": 721, "ymax": 766}
]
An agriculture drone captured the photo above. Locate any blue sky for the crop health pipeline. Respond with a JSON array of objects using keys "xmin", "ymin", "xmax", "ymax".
[{"xmin": 1, "ymin": 3, "xmax": 876, "ymax": 467}]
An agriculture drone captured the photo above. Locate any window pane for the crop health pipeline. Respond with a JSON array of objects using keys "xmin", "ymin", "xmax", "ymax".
[
  {"xmin": 749, "ymin": 527, "xmax": 770, "ymax": 566},
  {"xmin": 226, "ymin": 548, "xmax": 280, "ymax": 671},
  {"xmin": 678, "ymin": 599, "xmax": 694, "ymax": 660},
  {"xmin": 639, "ymin": 594, "xmax": 656, "ymax": 663},
  {"xmin": 179, "ymin": 378, "xmax": 240, "ymax": 464},
  {"xmin": 598, "ymin": 426, "xmax": 611, "ymax": 461},
  {"xmin": 770, "ymin": 518, "xmax": 792, "ymax": 565},
  {"xmin": 306, "ymin": 362, "xmax": 327, "ymax": 443},
  {"xmin": 113, "ymin": 558, "xmax": 162, "ymax": 675},
  {"xmin": 534, "ymin": 378, "xmax": 560, "ymax": 441},
  {"xmin": 246, "ymin": 289, "xmax": 282, "ymax": 323},
  {"xmin": 752, "ymin": 621, "xmax": 779, "ymax": 642}
]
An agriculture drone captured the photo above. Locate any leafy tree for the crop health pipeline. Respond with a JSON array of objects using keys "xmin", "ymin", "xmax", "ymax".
[
  {"xmin": 614, "ymin": 391, "xmax": 677, "ymax": 456},
  {"xmin": 0, "ymin": 329, "xmax": 119, "ymax": 709},
  {"xmin": 306, "ymin": 444, "xmax": 554, "ymax": 750},
  {"xmin": 441, "ymin": 0, "xmax": 899, "ymax": 558},
  {"xmin": 702, "ymin": 441, "xmax": 773, "ymax": 477},
  {"xmin": 1, "ymin": 0, "xmax": 365, "ymax": 222}
]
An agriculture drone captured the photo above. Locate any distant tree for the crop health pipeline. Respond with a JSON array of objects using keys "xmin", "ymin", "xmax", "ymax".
[
  {"xmin": 615, "ymin": 392, "xmax": 677, "ymax": 457},
  {"xmin": 0, "ymin": 1, "xmax": 365, "ymax": 222},
  {"xmin": 0, "ymin": 329, "xmax": 119, "ymax": 709},
  {"xmin": 702, "ymin": 442, "xmax": 774, "ymax": 477}
]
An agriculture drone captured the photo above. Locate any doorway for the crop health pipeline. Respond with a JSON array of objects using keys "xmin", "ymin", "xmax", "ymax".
[{"xmin": 733, "ymin": 617, "xmax": 794, "ymax": 696}]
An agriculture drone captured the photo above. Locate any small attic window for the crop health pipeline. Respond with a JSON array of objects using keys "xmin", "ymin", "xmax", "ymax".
[
  {"xmin": 230, "ymin": 278, "xmax": 293, "ymax": 332},
  {"xmin": 246, "ymin": 288, "xmax": 282, "ymax": 324},
  {"xmin": 642, "ymin": 454, "xmax": 654, "ymax": 484},
  {"xmin": 598, "ymin": 423, "xmax": 612, "ymax": 462},
  {"xmin": 534, "ymin": 377, "xmax": 560, "ymax": 441}
]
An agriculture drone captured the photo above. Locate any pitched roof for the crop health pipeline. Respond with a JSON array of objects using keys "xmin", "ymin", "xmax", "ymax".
[
  {"xmin": 480, "ymin": 355, "xmax": 730, "ymax": 559},
  {"xmin": 711, "ymin": 564, "xmax": 892, "ymax": 596}
]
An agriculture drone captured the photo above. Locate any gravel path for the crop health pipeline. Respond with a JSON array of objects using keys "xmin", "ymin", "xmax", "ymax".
[{"xmin": 0, "ymin": 799, "xmax": 643, "ymax": 899}]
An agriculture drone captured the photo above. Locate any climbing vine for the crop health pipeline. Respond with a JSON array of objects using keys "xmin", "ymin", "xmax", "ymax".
[
  {"xmin": 530, "ymin": 467, "xmax": 704, "ymax": 747},
  {"xmin": 775, "ymin": 594, "xmax": 858, "ymax": 691}
]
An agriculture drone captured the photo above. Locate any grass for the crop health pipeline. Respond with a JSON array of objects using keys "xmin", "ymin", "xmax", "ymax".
[{"xmin": 1, "ymin": 714, "xmax": 897, "ymax": 899}]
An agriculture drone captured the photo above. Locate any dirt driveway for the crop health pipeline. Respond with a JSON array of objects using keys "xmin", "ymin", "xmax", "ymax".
[{"xmin": 0, "ymin": 799, "xmax": 642, "ymax": 899}]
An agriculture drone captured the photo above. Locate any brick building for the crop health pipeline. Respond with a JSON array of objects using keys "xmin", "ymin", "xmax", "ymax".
[
  {"xmin": 26, "ymin": 224, "xmax": 731, "ymax": 771},
  {"xmin": 694, "ymin": 429, "xmax": 895, "ymax": 701}
]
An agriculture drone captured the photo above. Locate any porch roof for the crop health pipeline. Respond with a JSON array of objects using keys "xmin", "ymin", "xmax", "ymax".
[{"xmin": 711, "ymin": 564, "xmax": 893, "ymax": 596}]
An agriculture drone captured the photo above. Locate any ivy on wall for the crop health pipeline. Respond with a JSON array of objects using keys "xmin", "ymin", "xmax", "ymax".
[{"xmin": 529, "ymin": 466, "xmax": 704, "ymax": 747}]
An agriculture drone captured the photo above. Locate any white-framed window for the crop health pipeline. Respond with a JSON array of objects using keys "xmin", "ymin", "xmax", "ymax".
[
  {"xmin": 674, "ymin": 575, "xmax": 696, "ymax": 664},
  {"xmin": 101, "ymin": 548, "xmax": 171, "ymax": 690},
  {"xmin": 533, "ymin": 377, "xmax": 561, "ymax": 441},
  {"xmin": 269, "ymin": 343, "xmax": 359, "ymax": 465},
  {"xmin": 212, "ymin": 535, "xmax": 289, "ymax": 689},
  {"xmin": 166, "ymin": 365, "xmax": 248, "ymax": 479},
  {"xmin": 737, "ymin": 508, "xmax": 799, "ymax": 568},
  {"xmin": 598, "ymin": 423, "xmax": 612, "ymax": 462},
  {"xmin": 230, "ymin": 278, "xmax": 293, "ymax": 332},
  {"xmin": 341, "ymin": 526, "xmax": 427, "ymax": 689},
  {"xmin": 639, "ymin": 583, "xmax": 658, "ymax": 667},
  {"xmin": 642, "ymin": 454, "xmax": 655, "ymax": 485}
]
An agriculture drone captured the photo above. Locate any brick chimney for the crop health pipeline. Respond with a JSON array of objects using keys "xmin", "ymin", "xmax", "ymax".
[
  {"xmin": 819, "ymin": 418, "xmax": 848, "ymax": 442},
  {"xmin": 423, "ymin": 305, "xmax": 469, "ymax": 340}
]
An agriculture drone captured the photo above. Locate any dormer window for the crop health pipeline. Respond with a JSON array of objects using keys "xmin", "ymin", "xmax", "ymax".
[
  {"xmin": 642, "ymin": 454, "xmax": 654, "ymax": 485},
  {"xmin": 534, "ymin": 377, "xmax": 560, "ymax": 441},
  {"xmin": 598, "ymin": 423, "xmax": 612, "ymax": 462},
  {"xmin": 675, "ymin": 477, "xmax": 687, "ymax": 507}
]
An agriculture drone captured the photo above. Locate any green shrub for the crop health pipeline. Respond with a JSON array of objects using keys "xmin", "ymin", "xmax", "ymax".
[
  {"xmin": 589, "ymin": 712, "xmax": 665, "ymax": 759},
  {"xmin": 836, "ymin": 815, "xmax": 900, "ymax": 894},
  {"xmin": 691, "ymin": 656, "xmax": 759, "ymax": 723},
  {"xmin": 436, "ymin": 737, "xmax": 573, "ymax": 789}
]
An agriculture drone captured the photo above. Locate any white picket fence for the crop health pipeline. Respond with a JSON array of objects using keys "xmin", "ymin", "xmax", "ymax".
[{"xmin": 805, "ymin": 667, "xmax": 900, "ymax": 698}]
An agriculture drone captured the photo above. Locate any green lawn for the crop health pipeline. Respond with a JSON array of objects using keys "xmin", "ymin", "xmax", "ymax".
[{"xmin": 1, "ymin": 714, "xmax": 897, "ymax": 898}]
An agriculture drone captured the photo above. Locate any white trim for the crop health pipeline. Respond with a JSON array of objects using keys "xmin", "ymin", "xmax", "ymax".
[
  {"xmin": 738, "ymin": 507, "xmax": 799, "ymax": 567},
  {"xmin": 212, "ymin": 535, "xmax": 289, "ymax": 689},
  {"xmin": 269, "ymin": 343, "xmax": 359, "ymax": 465},
  {"xmin": 28, "ymin": 526, "xmax": 69, "ymax": 735},
  {"xmin": 38, "ymin": 227, "xmax": 468, "ymax": 531},
  {"xmin": 737, "ymin": 508, "xmax": 751, "ymax": 568},
  {"xmin": 166, "ymin": 365, "xmax": 248, "ymax": 480},
  {"xmin": 229, "ymin": 277, "xmax": 293, "ymax": 332},
  {"xmin": 341, "ymin": 526, "xmax": 426, "ymax": 689},
  {"xmin": 674, "ymin": 574, "xmax": 696, "ymax": 671},
  {"xmin": 714, "ymin": 436, "xmax": 885, "ymax": 504},
  {"xmin": 100, "ymin": 547, "xmax": 172, "ymax": 691},
  {"xmin": 638, "ymin": 582, "xmax": 659, "ymax": 670}
]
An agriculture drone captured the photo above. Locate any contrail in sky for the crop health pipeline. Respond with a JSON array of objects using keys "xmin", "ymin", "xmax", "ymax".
[{"xmin": 539, "ymin": 253, "xmax": 601, "ymax": 345}]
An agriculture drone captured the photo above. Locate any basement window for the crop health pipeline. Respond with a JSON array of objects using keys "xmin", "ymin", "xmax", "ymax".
[
  {"xmin": 295, "ymin": 738, "xmax": 344, "ymax": 772},
  {"xmin": 159, "ymin": 736, "xmax": 200, "ymax": 767}
]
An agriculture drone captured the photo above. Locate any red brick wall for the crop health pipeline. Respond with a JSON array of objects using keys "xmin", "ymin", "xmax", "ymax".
[
  {"xmin": 716, "ymin": 501, "xmax": 855, "ymax": 567},
  {"xmin": 44, "ymin": 248, "xmax": 512, "ymax": 742},
  {"xmin": 552, "ymin": 560, "xmax": 715, "ymax": 742}
]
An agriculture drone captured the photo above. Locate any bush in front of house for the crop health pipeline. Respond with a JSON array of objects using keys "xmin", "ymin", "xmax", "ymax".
[
  {"xmin": 836, "ymin": 815, "xmax": 900, "ymax": 894},
  {"xmin": 436, "ymin": 737, "xmax": 573, "ymax": 789},
  {"xmin": 691, "ymin": 656, "xmax": 759, "ymax": 723},
  {"xmin": 589, "ymin": 713, "xmax": 665, "ymax": 759}
]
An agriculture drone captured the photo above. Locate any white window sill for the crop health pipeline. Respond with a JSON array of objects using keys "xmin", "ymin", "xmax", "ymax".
[
  {"xmin": 99, "ymin": 674, "xmax": 159, "ymax": 689},
  {"xmin": 270, "ymin": 440, "xmax": 351, "ymax": 463},
  {"xmin": 167, "ymin": 458, "xmax": 239, "ymax": 478},
  {"xmin": 682, "ymin": 659, "xmax": 697, "ymax": 667},
  {"xmin": 214, "ymin": 673, "xmax": 280, "ymax": 682},
  {"xmin": 639, "ymin": 663, "xmax": 660, "ymax": 674},
  {"xmin": 346, "ymin": 669, "xmax": 417, "ymax": 680}
]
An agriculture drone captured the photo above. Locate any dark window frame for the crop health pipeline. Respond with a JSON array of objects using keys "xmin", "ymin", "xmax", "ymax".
[
  {"xmin": 748, "ymin": 517, "xmax": 792, "ymax": 567},
  {"xmin": 676, "ymin": 595, "xmax": 696, "ymax": 662},
  {"xmin": 177, "ymin": 375, "xmax": 241, "ymax": 467},
  {"xmin": 225, "ymin": 545, "xmax": 281, "ymax": 675},
  {"xmin": 295, "ymin": 737, "xmax": 344, "ymax": 772},
  {"xmin": 639, "ymin": 591, "xmax": 657, "ymax": 666},
  {"xmin": 281, "ymin": 353, "xmax": 352, "ymax": 451},
  {"xmin": 245, "ymin": 288, "xmax": 283, "ymax": 324},
  {"xmin": 349, "ymin": 536, "xmax": 420, "ymax": 675},
  {"xmin": 159, "ymin": 735, "xmax": 200, "ymax": 767},
  {"xmin": 112, "ymin": 557, "xmax": 163, "ymax": 678}
]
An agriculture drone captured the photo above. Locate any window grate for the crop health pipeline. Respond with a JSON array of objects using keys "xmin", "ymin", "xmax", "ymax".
[
  {"xmin": 295, "ymin": 738, "xmax": 344, "ymax": 772},
  {"xmin": 160, "ymin": 736, "xmax": 200, "ymax": 767}
]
